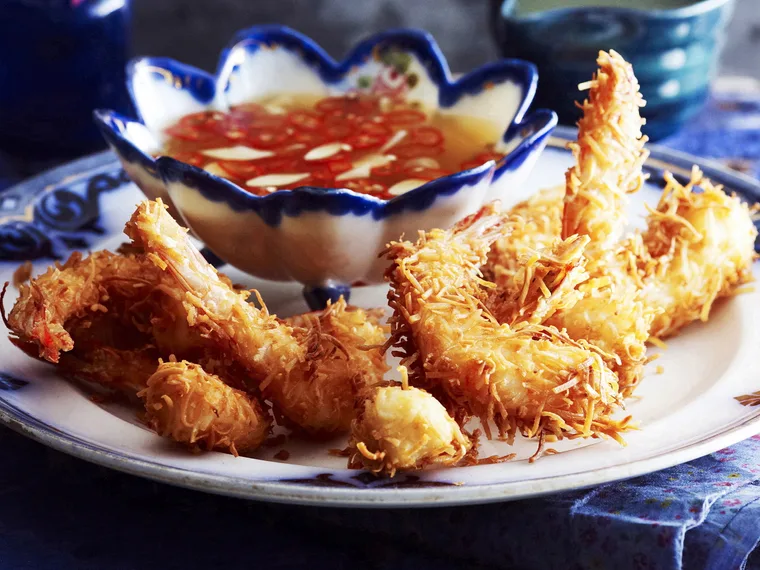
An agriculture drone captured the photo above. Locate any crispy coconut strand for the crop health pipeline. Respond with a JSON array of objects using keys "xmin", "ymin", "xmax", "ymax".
[
  {"xmin": 545, "ymin": 51, "xmax": 654, "ymax": 395},
  {"xmin": 484, "ymin": 185, "xmax": 564, "ymax": 290},
  {"xmin": 127, "ymin": 199, "xmax": 387, "ymax": 435},
  {"xmin": 5, "ymin": 251, "xmax": 164, "ymax": 363},
  {"xmin": 642, "ymin": 167, "xmax": 758, "ymax": 339},
  {"xmin": 140, "ymin": 359, "xmax": 270, "ymax": 456},
  {"xmin": 276, "ymin": 298, "xmax": 390, "ymax": 435},
  {"xmin": 348, "ymin": 376, "xmax": 470, "ymax": 476},
  {"xmin": 562, "ymin": 49, "xmax": 649, "ymax": 255},
  {"xmin": 384, "ymin": 204, "xmax": 628, "ymax": 442},
  {"xmin": 486, "ymin": 234, "xmax": 590, "ymax": 326}
]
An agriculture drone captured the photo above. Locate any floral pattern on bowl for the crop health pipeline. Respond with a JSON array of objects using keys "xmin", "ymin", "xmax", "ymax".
[{"xmin": 94, "ymin": 25, "xmax": 557, "ymax": 308}]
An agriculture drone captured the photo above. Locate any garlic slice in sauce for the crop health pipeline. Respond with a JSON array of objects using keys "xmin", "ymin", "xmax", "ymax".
[
  {"xmin": 246, "ymin": 173, "xmax": 310, "ymax": 188},
  {"xmin": 201, "ymin": 146, "xmax": 274, "ymax": 161},
  {"xmin": 379, "ymin": 129, "xmax": 407, "ymax": 153},
  {"xmin": 387, "ymin": 178, "xmax": 427, "ymax": 196},
  {"xmin": 335, "ymin": 154, "xmax": 396, "ymax": 182},
  {"xmin": 304, "ymin": 142, "xmax": 352, "ymax": 161}
]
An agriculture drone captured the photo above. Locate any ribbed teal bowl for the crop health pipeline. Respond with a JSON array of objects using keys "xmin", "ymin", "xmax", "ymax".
[{"xmin": 491, "ymin": 0, "xmax": 735, "ymax": 140}]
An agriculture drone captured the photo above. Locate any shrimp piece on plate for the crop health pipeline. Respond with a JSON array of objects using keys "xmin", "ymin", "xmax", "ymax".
[
  {"xmin": 542, "ymin": 50, "xmax": 654, "ymax": 394},
  {"xmin": 384, "ymin": 204, "xmax": 628, "ymax": 443},
  {"xmin": 561, "ymin": 49, "xmax": 649, "ymax": 256},
  {"xmin": 281, "ymin": 298, "xmax": 389, "ymax": 435},
  {"xmin": 348, "ymin": 376, "xmax": 471, "ymax": 476},
  {"xmin": 126, "ymin": 199, "xmax": 387, "ymax": 436},
  {"xmin": 484, "ymin": 185, "xmax": 564, "ymax": 290},
  {"xmin": 140, "ymin": 359, "xmax": 270, "ymax": 455},
  {"xmin": 4, "ymin": 251, "xmax": 163, "ymax": 363},
  {"xmin": 486, "ymin": 234, "xmax": 590, "ymax": 326},
  {"xmin": 642, "ymin": 167, "xmax": 757, "ymax": 339}
]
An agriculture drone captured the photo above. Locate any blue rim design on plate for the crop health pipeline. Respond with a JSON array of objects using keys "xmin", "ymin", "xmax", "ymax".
[
  {"xmin": 94, "ymin": 25, "xmax": 557, "ymax": 226},
  {"xmin": 2, "ymin": 127, "xmax": 760, "ymax": 506}
]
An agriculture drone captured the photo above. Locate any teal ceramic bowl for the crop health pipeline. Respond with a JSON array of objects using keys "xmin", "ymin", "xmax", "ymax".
[{"xmin": 491, "ymin": 0, "xmax": 735, "ymax": 140}]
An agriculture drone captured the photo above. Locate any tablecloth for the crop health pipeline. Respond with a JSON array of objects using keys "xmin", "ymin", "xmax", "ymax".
[{"xmin": 2, "ymin": 83, "xmax": 760, "ymax": 570}]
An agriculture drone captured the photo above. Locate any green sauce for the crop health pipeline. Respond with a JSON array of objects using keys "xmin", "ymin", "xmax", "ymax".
[{"xmin": 513, "ymin": 0, "xmax": 700, "ymax": 14}]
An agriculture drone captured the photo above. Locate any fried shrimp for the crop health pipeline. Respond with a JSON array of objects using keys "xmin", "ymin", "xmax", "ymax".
[
  {"xmin": 385, "ymin": 205, "xmax": 627, "ymax": 443},
  {"xmin": 535, "ymin": 50, "xmax": 654, "ymax": 394},
  {"xmin": 484, "ymin": 185, "xmax": 564, "ymax": 290},
  {"xmin": 126, "ymin": 199, "xmax": 387, "ymax": 436},
  {"xmin": 348, "ymin": 373, "xmax": 470, "ymax": 476},
  {"xmin": 486, "ymin": 234, "xmax": 590, "ymax": 326},
  {"xmin": 561, "ymin": 49, "xmax": 649, "ymax": 255},
  {"xmin": 140, "ymin": 359, "xmax": 270, "ymax": 455},
  {"xmin": 5, "ymin": 251, "xmax": 163, "ymax": 363},
  {"xmin": 280, "ymin": 298, "xmax": 389, "ymax": 435},
  {"xmin": 642, "ymin": 167, "xmax": 757, "ymax": 339}
]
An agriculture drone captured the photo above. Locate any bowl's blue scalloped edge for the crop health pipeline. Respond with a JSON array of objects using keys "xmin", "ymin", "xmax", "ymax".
[
  {"xmin": 92, "ymin": 109, "xmax": 159, "ymax": 177},
  {"xmin": 157, "ymin": 155, "xmax": 496, "ymax": 227},
  {"xmin": 126, "ymin": 56, "xmax": 217, "ymax": 120}
]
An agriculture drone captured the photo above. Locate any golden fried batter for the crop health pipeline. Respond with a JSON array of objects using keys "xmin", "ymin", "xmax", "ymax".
[
  {"xmin": 141, "ymin": 359, "xmax": 270, "ymax": 455},
  {"xmin": 348, "ymin": 380, "xmax": 470, "ymax": 476},
  {"xmin": 279, "ymin": 298, "xmax": 389, "ymax": 435},
  {"xmin": 127, "ymin": 199, "xmax": 387, "ymax": 436},
  {"xmin": 562, "ymin": 49, "xmax": 649, "ymax": 255},
  {"xmin": 6, "ymin": 251, "xmax": 163, "ymax": 363},
  {"xmin": 385, "ymin": 204, "xmax": 628, "ymax": 443},
  {"xmin": 642, "ymin": 167, "xmax": 757, "ymax": 339}
]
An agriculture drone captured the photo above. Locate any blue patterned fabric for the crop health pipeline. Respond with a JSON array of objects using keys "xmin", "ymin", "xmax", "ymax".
[{"xmin": 1, "ymin": 89, "xmax": 760, "ymax": 570}]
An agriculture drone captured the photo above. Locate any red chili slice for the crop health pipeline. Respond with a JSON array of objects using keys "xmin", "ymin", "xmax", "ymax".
[
  {"xmin": 164, "ymin": 124, "xmax": 204, "ymax": 141},
  {"xmin": 247, "ymin": 129, "xmax": 290, "ymax": 149},
  {"xmin": 218, "ymin": 160, "xmax": 265, "ymax": 179},
  {"xmin": 345, "ymin": 132, "xmax": 388, "ymax": 150},
  {"xmin": 287, "ymin": 110, "xmax": 323, "ymax": 131},
  {"xmin": 170, "ymin": 151, "xmax": 205, "ymax": 167},
  {"xmin": 178, "ymin": 111, "xmax": 222, "ymax": 128},
  {"xmin": 255, "ymin": 155, "xmax": 303, "ymax": 173},
  {"xmin": 392, "ymin": 143, "xmax": 444, "ymax": 159},
  {"xmin": 326, "ymin": 160, "xmax": 353, "ymax": 174},
  {"xmin": 408, "ymin": 126, "xmax": 444, "ymax": 147},
  {"xmin": 291, "ymin": 131, "xmax": 326, "ymax": 147},
  {"xmin": 324, "ymin": 123, "xmax": 353, "ymax": 140},
  {"xmin": 358, "ymin": 121, "xmax": 392, "ymax": 137},
  {"xmin": 370, "ymin": 162, "xmax": 399, "ymax": 177},
  {"xmin": 382, "ymin": 109, "xmax": 427, "ymax": 127}
]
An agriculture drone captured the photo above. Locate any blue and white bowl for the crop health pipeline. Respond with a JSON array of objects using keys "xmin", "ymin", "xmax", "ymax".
[{"xmin": 94, "ymin": 25, "xmax": 556, "ymax": 308}]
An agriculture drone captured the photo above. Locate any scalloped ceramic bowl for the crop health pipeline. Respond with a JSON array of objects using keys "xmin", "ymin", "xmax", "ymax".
[{"xmin": 94, "ymin": 25, "xmax": 557, "ymax": 308}]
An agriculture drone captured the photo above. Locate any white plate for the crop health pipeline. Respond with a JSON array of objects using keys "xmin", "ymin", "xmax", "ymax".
[{"xmin": 2, "ymin": 126, "xmax": 759, "ymax": 508}]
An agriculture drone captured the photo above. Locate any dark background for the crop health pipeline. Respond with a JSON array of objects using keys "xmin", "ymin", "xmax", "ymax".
[{"xmin": 131, "ymin": 0, "xmax": 760, "ymax": 79}]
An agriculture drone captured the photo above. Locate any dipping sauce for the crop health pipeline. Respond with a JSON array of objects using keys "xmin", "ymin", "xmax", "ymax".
[{"xmin": 159, "ymin": 93, "xmax": 505, "ymax": 199}]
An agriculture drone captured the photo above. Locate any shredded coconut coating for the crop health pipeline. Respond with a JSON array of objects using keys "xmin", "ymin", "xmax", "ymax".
[
  {"xmin": 126, "ymin": 199, "xmax": 387, "ymax": 435},
  {"xmin": 275, "ymin": 298, "xmax": 389, "ymax": 436},
  {"xmin": 384, "ymin": 204, "xmax": 628, "ymax": 443},
  {"xmin": 5, "ymin": 251, "xmax": 164, "ymax": 363},
  {"xmin": 642, "ymin": 167, "xmax": 758, "ymax": 338},
  {"xmin": 562, "ymin": 49, "xmax": 649, "ymax": 255},
  {"xmin": 348, "ymin": 382, "xmax": 470, "ymax": 476},
  {"xmin": 487, "ymin": 233, "xmax": 590, "ymax": 326},
  {"xmin": 140, "ymin": 359, "xmax": 270, "ymax": 455},
  {"xmin": 484, "ymin": 185, "xmax": 565, "ymax": 291}
]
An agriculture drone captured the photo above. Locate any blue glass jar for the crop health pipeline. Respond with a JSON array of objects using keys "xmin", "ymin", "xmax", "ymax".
[{"xmin": 0, "ymin": 0, "xmax": 132, "ymax": 162}]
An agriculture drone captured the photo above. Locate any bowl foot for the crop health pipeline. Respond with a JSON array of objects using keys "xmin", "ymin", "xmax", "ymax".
[{"xmin": 303, "ymin": 283, "xmax": 351, "ymax": 311}]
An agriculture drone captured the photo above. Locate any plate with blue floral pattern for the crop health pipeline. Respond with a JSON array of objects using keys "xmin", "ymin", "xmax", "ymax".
[{"xmin": 2, "ymin": 127, "xmax": 760, "ymax": 507}]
